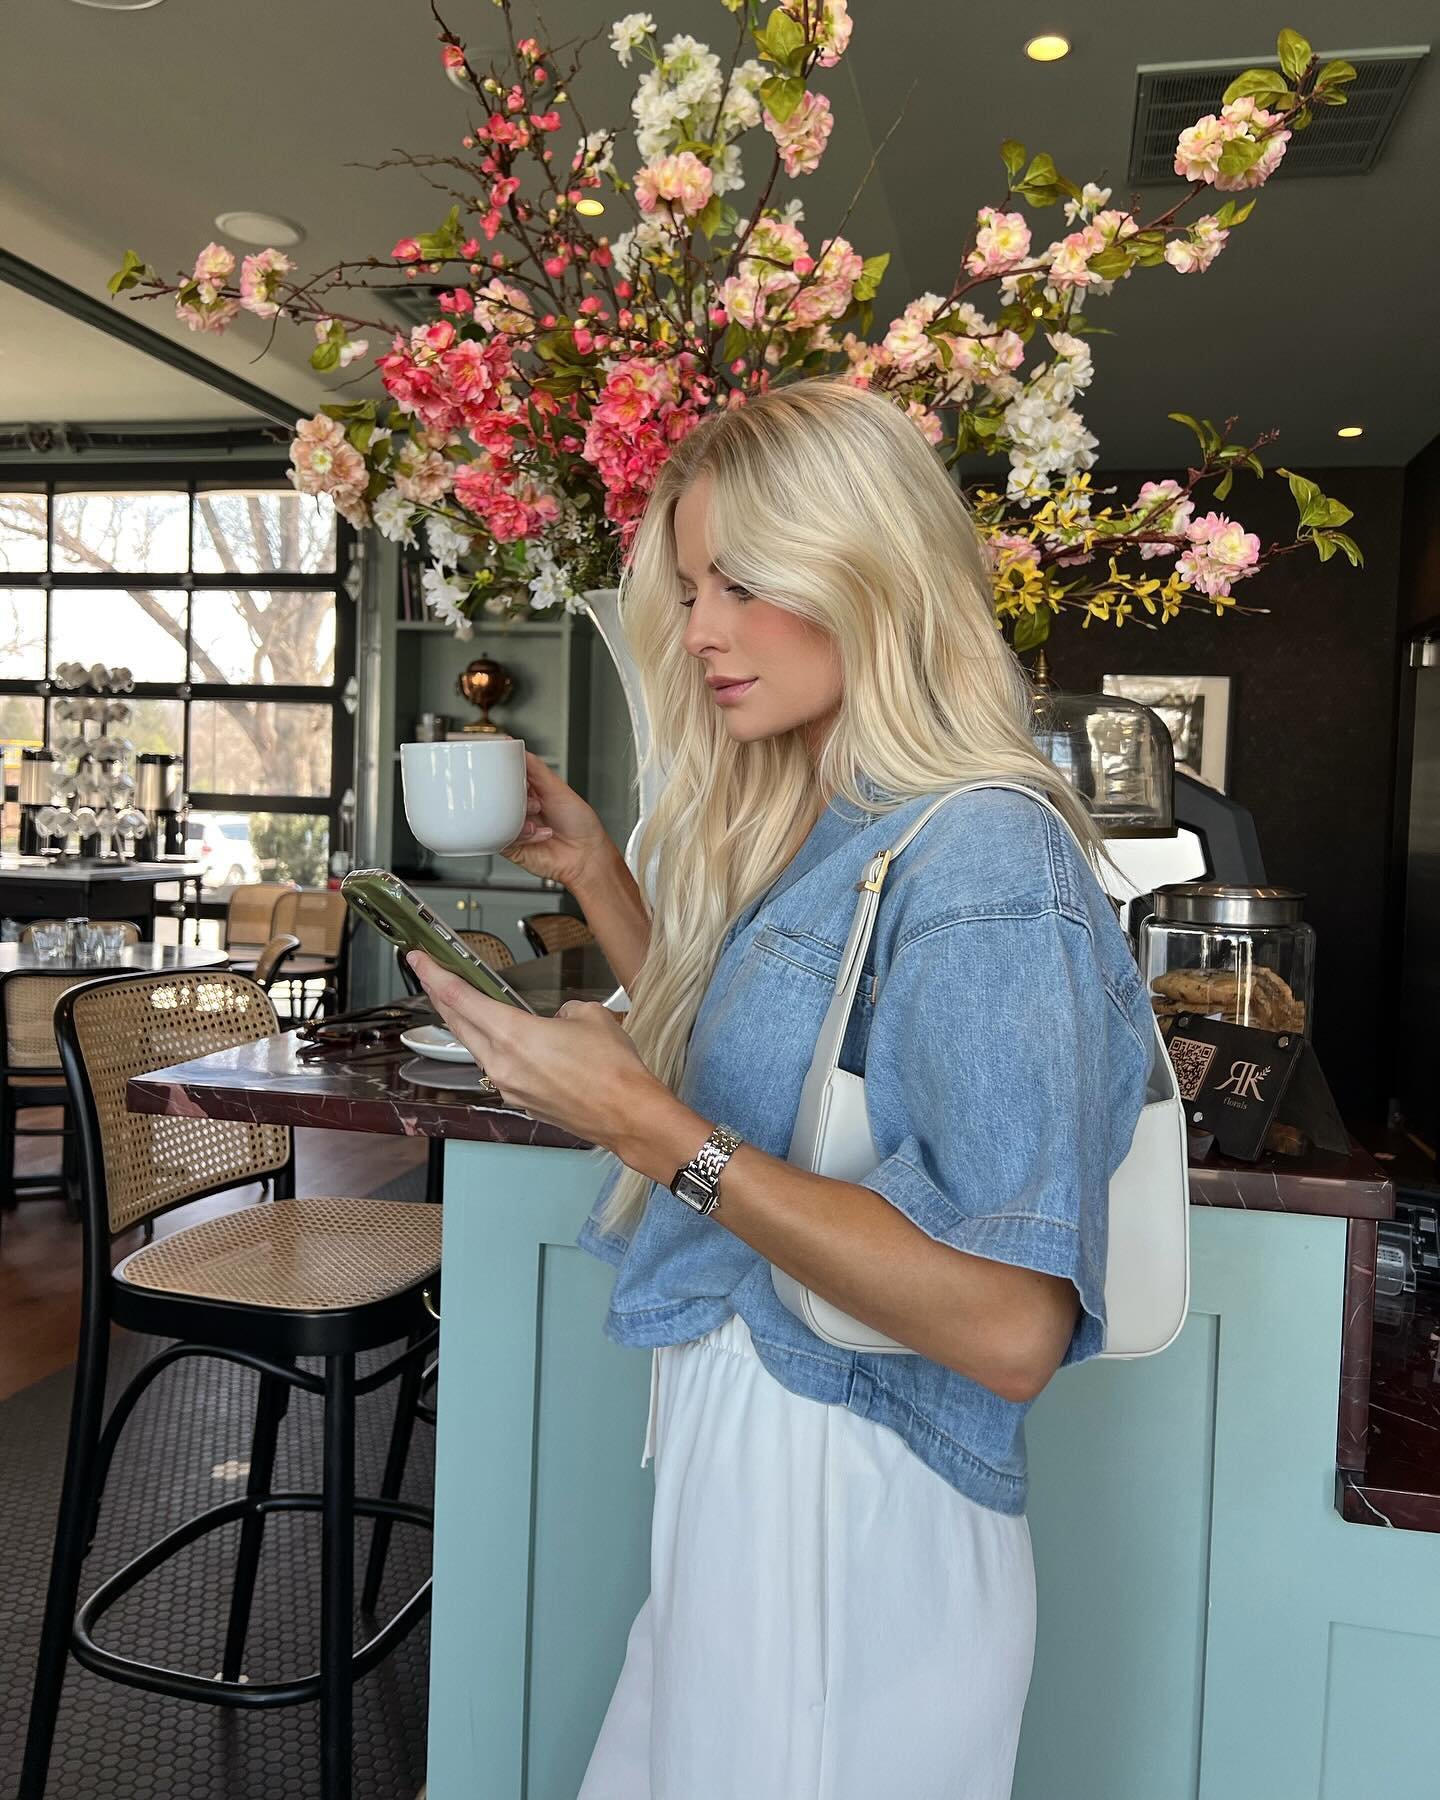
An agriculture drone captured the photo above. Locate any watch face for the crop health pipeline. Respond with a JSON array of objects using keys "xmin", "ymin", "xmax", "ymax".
[{"xmin": 674, "ymin": 1170, "xmax": 713, "ymax": 1211}]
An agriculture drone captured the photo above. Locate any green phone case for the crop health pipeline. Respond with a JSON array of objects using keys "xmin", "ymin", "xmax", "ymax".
[{"xmin": 340, "ymin": 869, "xmax": 537, "ymax": 1012}]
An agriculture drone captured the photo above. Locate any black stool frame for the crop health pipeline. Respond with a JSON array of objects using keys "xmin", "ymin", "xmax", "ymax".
[{"xmin": 20, "ymin": 975, "xmax": 439, "ymax": 1800}]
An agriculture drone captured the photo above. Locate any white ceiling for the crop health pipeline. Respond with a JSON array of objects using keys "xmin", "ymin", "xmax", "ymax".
[{"xmin": 1, "ymin": 0, "xmax": 1436, "ymax": 465}]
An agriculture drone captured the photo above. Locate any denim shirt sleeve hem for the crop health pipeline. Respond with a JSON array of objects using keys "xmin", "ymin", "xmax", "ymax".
[{"xmin": 576, "ymin": 1216, "xmax": 628, "ymax": 1267}]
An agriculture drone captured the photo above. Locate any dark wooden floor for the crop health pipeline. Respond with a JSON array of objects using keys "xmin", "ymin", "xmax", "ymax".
[{"xmin": 0, "ymin": 1107, "xmax": 427, "ymax": 1400}]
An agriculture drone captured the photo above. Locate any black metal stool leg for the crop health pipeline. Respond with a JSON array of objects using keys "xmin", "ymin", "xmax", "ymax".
[
  {"xmin": 321, "ymin": 1353, "xmax": 356, "ymax": 1800},
  {"xmin": 20, "ymin": 1300, "xmax": 112, "ymax": 1799},
  {"xmin": 222, "ymin": 1367, "xmax": 292, "ymax": 1681},
  {"xmin": 360, "ymin": 1338, "xmax": 425, "ymax": 1615}
]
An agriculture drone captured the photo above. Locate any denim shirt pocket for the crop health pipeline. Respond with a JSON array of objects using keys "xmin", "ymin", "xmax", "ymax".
[{"xmin": 753, "ymin": 924, "xmax": 876, "ymax": 1078}]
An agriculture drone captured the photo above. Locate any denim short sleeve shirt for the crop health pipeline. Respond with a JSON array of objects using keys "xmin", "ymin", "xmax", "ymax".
[{"xmin": 577, "ymin": 782, "xmax": 1156, "ymax": 1516}]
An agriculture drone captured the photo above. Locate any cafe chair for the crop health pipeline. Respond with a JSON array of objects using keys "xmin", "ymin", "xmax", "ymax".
[
  {"xmin": 394, "ymin": 930, "xmax": 514, "ymax": 1206},
  {"xmin": 520, "ymin": 911, "xmax": 595, "ymax": 958},
  {"xmin": 20, "ymin": 920, "xmax": 142, "ymax": 948},
  {"xmin": 253, "ymin": 931, "xmax": 303, "ymax": 1000},
  {"xmin": 222, "ymin": 882, "xmax": 297, "ymax": 966},
  {"xmin": 271, "ymin": 888, "xmax": 350, "ymax": 1019},
  {"xmin": 393, "ymin": 928, "xmax": 514, "ymax": 998},
  {"xmin": 0, "ymin": 971, "xmax": 83, "ymax": 1233},
  {"xmin": 20, "ymin": 971, "xmax": 441, "ymax": 1800}
]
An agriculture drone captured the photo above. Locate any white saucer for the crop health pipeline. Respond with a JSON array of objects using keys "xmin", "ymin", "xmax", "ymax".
[{"xmin": 399, "ymin": 1024, "xmax": 476, "ymax": 1064}]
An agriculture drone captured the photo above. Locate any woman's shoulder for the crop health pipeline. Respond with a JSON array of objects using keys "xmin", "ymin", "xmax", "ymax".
[{"xmin": 877, "ymin": 782, "xmax": 1089, "ymax": 926}]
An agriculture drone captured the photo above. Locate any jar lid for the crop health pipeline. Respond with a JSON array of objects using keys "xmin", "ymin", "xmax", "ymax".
[{"xmin": 1153, "ymin": 883, "xmax": 1306, "ymax": 927}]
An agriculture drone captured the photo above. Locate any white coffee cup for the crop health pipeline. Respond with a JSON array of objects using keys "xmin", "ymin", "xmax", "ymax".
[{"xmin": 401, "ymin": 737, "xmax": 527, "ymax": 856}]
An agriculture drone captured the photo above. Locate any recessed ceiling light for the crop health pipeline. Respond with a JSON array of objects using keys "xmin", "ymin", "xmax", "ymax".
[
  {"xmin": 575, "ymin": 197, "xmax": 606, "ymax": 217},
  {"xmin": 1025, "ymin": 33, "xmax": 1071, "ymax": 62},
  {"xmin": 68, "ymin": 0, "xmax": 167, "ymax": 9},
  {"xmin": 213, "ymin": 211, "xmax": 306, "ymax": 248},
  {"xmin": 1336, "ymin": 425, "xmax": 1364, "ymax": 439}
]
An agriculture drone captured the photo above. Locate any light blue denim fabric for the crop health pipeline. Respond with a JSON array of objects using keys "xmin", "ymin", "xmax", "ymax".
[{"xmin": 577, "ymin": 780, "xmax": 1155, "ymax": 1515}]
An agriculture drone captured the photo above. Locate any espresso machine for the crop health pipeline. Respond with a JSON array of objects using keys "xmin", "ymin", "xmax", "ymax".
[
  {"xmin": 134, "ymin": 753, "xmax": 187, "ymax": 860},
  {"xmin": 17, "ymin": 748, "xmax": 58, "ymax": 856}
]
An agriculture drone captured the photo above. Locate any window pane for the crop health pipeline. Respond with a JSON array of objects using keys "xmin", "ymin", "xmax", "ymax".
[
  {"xmin": 187, "ymin": 808, "xmax": 330, "ymax": 893},
  {"xmin": 188, "ymin": 701, "xmax": 332, "ymax": 797},
  {"xmin": 49, "ymin": 590, "xmax": 188, "ymax": 683},
  {"xmin": 0, "ymin": 589, "xmax": 46, "ymax": 679},
  {"xmin": 52, "ymin": 489, "xmax": 188, "ymax": 575},
  {"xmin": 190, "ymin": 590, "xmax": 336, "ymax": 685},
  {"xmin": 192, "ymin": 489, "xmax": 337, "ymax": 575},
  {"xmin": 0, "ymin": 492, "xmax": 47, "ymax": 574},
  {"xmin": 0, "ymin": 696, "xmax": 46, "ymax": 855},
  {"xmin": 128, "ymin": 698, "xmax": 186, "ymax": 759}
]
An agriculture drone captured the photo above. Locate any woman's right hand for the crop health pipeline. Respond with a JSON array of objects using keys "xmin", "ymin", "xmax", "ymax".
[{"xmin": 500, "ymin": 752, "xmax": 616, "ymax": 893}]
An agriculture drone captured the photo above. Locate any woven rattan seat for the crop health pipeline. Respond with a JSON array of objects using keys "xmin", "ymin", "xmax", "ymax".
[
  {"xmin": 116, "ymin": 1196, "xmax": 441, "ymax": 1312},
  {"xmin": 520, "ymin": 911, "xmax": 595, "ymax": 957}
]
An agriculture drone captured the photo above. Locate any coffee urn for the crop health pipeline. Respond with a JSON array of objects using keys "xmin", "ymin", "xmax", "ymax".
[
  {"xmin": 18, "ymin": 748, "xmax": 57, "ymax": 856},
  {"xmin": 135, "ymin": 753, "xmax": 187, "ymax": 860}
]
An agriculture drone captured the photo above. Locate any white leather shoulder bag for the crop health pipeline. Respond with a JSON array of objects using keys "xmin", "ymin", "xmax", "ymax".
[{"xmin": 770, "ymin": 780, "xmax": 1191, "ymax": 1361}]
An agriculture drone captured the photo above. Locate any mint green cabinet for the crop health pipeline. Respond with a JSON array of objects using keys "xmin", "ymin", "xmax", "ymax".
[{"xmin": 425, "ymin": 1158, "xmax": 1440, "ymax": 1800}]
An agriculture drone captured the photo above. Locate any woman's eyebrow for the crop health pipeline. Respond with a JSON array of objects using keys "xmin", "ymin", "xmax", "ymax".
[{"xmin": 675, "ymin": 561, "xmax": 717, "ymax": 582}]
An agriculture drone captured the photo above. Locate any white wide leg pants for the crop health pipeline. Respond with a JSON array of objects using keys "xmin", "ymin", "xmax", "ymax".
[{"xmin": 578, "ymin": 1312, "xmax": 1037, "ymax": 1800}]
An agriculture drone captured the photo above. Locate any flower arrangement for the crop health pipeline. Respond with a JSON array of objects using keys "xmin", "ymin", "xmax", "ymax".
[{"xmin": 110, "ymin": 10, "xmax": 1361, "ymax": 644}]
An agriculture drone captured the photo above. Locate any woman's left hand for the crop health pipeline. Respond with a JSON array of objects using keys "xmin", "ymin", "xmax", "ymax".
[{"xmin": 406, "ymin": 949, "xmax": 665, "ymax": 1155}]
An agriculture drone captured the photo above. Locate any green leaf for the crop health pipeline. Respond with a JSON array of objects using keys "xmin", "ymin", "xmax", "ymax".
[
  {"xmin": 1001, "ymin": 139, "xmax": 1026, "ymax": 181},
  {"xmin": 346, "ymin": 420, "xmax": 374, "ymax": 454},
  {"xmin": 759, "ymin": 73, "xmax": 805, "ymax": 124},
  {"xmin": 1330, "ymin": 531, "xmax": 1364, "ymax": 567},
  {"xmin": 106, "ymin": 249, "xmax": 154, "ymax": 296},
  {"xmin": 1087, "ymin": 244, "xmax": 1134, "ymax": 281},
  {"xmin": 1277, "ymin": 28, "xmax": 1312, "ymax": 83},
  {"xmin": 720, "ymin": 322, "xmax": 749, "ymax": 363},
  {"xmin": 754, "ymin": 7, "xmax": 805, "ymax": 72},
  {"xmin": 1314, "ymin": 533, "xmax": 1338, "ymax": 562},
  {"xmin": 1012, "ymin": 608, "xmax": 1051, "ymax": 652},
  {"xmin": 694, "ymin": 194, "xmax": 725, "ymax": 239},
  {"xmin": 310, "ymin": 341, "xmax": 341, "ymax": 372},
  {"xmin": 1316, "ymin": 58, "xmax": 1358, "ymax": 88},
  {"xmin": 1214, "ymin": 468, "xmax": 1234, "ymax": 502},
  {"xmin": 1222, "ymin": 67, "xmax": 1290, "ymax": 105},
  {"xmin": 1213, "ymin": 198, "xmax": 1258, "ymax": 228},
  {"xmin": 853, "ymin": 251, "xmax": 890, "ymax": 302},
  {"xmin": 1319, "ymin": 496, "xmax": 1354, "ymax": 527},
  {"xmin": 1217, "ymin": 134, "xmax": 1265, "ymax": 179}
]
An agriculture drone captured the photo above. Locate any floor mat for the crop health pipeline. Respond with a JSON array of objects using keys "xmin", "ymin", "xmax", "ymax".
[{"xmin": 0, "ymin": 1166, "xmax": 432, "ymax": 1799}]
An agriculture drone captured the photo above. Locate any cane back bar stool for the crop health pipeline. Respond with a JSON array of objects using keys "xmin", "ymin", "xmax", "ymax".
[
  {"xmin": 0, "ymin": 970, "xmax": 86, "ymax": 1228},
  {"xmin": 20, "ymin": 971, "xmax": 441, "ymax": 1800},
  {"xmin": 271, "ymin": 888, "xmax": 351, "ymax": 1019},
  {"xmin": 519, "ymin": 910, "xmax": 595, "ymax": 958}
]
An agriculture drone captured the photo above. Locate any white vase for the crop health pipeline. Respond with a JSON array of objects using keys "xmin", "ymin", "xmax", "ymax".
[{"xmin": 580, "ymin": 587, "xmax": 664, "ymax": 900}]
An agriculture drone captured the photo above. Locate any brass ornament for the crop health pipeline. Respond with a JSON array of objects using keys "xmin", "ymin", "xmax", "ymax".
[{"xmin": 456, "ymin": 656, "xmax": 515, "ymax": 734}]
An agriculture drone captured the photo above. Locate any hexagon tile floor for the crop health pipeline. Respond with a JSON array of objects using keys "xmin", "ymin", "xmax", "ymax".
[{"xmin": 0, "ymin": 1176, "xmax": 433, "ymax": 1799}]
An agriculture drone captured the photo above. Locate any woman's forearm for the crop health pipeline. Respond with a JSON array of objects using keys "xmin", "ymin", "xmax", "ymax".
[
  {"xmin": 570, "ymin": 845, "xmax": 653, "ymax": 994},
  {"xmin": 611, "ymin": 1089, "xmax": 1079, "ymax": 1404}
]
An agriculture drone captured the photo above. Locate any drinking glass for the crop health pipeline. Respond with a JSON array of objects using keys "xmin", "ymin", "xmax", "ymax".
[{"xmin": 30, "ymin": 923, "xmax": 65, "ymax": 962}]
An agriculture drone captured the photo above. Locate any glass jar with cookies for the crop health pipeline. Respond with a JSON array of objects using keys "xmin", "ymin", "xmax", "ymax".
[{"xmin": 1137, "ymin": 885, "xmax": 1315, "ymax": 1040}]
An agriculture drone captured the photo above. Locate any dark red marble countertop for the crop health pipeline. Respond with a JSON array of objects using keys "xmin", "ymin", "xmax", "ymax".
[
  {"xmin": 1338, "ymin": 1260, "xmax": 1440, "ymax": 1532},
  {"xmin": 126, "ymin": 943, "xmax": 619, "ymax": 1148}
]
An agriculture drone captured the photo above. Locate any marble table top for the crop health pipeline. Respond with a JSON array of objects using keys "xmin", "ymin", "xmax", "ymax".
[{"xmin": 126, "ymin": 943, "xmax": 622, "ymax": 1149}]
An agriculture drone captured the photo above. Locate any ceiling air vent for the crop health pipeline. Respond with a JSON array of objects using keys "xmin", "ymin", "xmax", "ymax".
[{"xmin": 1128, "ymin": 46, "xmax": 1428, "ymax": 184}]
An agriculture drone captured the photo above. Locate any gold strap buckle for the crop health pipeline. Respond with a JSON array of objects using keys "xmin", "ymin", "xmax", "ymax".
[{"xmin": 857, "ymin": 849, "xmax": 892, "ymax": 894}]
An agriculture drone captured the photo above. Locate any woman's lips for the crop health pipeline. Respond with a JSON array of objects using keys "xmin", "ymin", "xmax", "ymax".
[{"xmin": 710, "ymin": 678, "xmax": 757, "ymax": 704}]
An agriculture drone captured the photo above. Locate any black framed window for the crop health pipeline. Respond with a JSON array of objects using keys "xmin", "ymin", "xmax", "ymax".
[{"xmin": 0, "ymin": 472, "xmax": 355, "ymax": 896}]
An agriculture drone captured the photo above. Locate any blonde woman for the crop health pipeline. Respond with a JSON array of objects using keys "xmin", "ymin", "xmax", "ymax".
[{"xmin": 409, "ymin": 378, "xmax": 1155, "ymax": 1799}]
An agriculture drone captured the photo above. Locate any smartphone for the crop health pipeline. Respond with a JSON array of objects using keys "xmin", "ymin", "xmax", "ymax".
[{"xmin": 340, "ymin": 869, "xmax": 538, "ymax": 1013}]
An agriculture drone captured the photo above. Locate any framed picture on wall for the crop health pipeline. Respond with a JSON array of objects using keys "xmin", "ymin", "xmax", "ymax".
[{"xmin": 1101, "ymin": 674, "xmax": 1233, "ymax": 793}]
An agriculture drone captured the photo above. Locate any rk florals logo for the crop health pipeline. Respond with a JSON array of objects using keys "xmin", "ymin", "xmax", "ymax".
[{"xmin": 1215, "ymin": 1057, "xmax": 1273, "ymax": 1108}]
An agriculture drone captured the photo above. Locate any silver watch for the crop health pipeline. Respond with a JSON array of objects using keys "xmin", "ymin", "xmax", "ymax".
[{"xmin": 669, "ymin": 1124, "xmax": 742, "ymax": 1216}]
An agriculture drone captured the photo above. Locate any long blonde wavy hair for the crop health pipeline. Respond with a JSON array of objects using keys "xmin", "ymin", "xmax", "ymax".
[{"xmin": 596, "ymin": 376, "xmax": 1112, "ymax": 1238}]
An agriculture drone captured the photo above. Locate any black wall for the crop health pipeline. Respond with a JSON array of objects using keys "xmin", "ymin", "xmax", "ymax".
[{"xmin": 1046, "ymin": 464, "xmax": 1407, "ymax": 1130}]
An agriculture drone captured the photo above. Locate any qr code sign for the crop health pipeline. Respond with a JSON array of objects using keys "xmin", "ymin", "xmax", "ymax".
[{"xmin": 1167, "ymin": 1036, "xmax": 1216, "ymax": 1102}]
